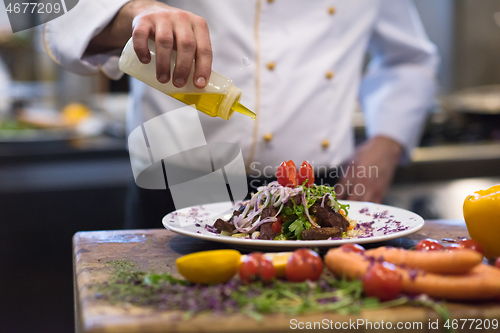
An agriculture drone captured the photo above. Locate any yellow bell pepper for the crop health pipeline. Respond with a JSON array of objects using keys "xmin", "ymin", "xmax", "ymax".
[{"xmin": 463, "ymin": 184, "xmax": 500, "ymax": 259}]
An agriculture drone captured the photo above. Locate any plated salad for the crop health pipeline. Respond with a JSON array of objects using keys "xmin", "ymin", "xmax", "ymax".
[{"xmin": 214, "ymin": 160, "xmax": 354, "ymax": 240}]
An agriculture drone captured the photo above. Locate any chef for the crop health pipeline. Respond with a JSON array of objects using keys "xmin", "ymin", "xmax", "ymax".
[{"xmin": 44, "ymin": 0, "xmax": 438, "ymax": 227}]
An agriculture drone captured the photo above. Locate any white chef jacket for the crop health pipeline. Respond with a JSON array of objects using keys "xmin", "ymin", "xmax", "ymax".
[{"xmin": 44, "ymin": 0, "xmax": 438, "ymax": 174}]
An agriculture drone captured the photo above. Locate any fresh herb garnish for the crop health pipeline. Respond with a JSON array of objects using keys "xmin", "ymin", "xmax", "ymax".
[
  {"xmin": 304, "ymin": 184, "xmax": 350, "ymax": 216},
  {"xmin": 288, "ymin": 218, "xmax": 308, "ymax": 239},
  {"xmin": 282, "ymin": 195, "xmax": 311, "ymax": 240},
  {"xmin": 279, "ymin": 184, "xmax": 346, "ymax": 240},
  {"xmin": 95, "ymin": 260, "xmax": 450, "ymax": 326},
  {"xmin": 231, "ymin": 181, "xmax": 350, "ymax": 239}
]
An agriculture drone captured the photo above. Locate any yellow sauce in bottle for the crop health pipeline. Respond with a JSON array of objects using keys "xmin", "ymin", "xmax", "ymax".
[
  {"xmin": 231, "ymin": 102, "xmax": 256, "ymax": 120},
  {"xmin": 120, "ymin": 39, "xmax": 255, "ymax": 120},
  {"xmin": 168, "ymin": 93, "xmax": 256, "ymax": 120},
  {"xmin": 168, "ymin": 93, "xmax": 225, "ymax": 117}
]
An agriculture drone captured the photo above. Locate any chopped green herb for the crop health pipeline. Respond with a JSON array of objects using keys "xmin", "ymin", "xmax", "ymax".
[
  {"xmin": 303, "ymin": 184, "xmax": 350, "ymax": 216},
  {"xmin": 282, "ymin": 206, "xmax": 294, "ymax": 216},
  {"xmin": 288, "ymin": 219, "xmax": 306, "ymax": 239},
  {"xmin": 94, "ymin": 259, "xmax": 450, "ymax": 325}
]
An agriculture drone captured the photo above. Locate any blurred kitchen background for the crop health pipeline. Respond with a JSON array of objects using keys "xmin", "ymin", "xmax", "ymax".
[{"xmin": 1, "ymin": 0, "xmax": 500, "ymax": 332}]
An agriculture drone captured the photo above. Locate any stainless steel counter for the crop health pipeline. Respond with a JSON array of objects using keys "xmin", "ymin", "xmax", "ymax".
[{"xmin": 388, "ymin": 142, "xmax": 500, "ymax": 220}]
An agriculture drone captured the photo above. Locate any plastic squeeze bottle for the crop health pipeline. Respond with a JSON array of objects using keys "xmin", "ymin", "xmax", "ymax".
[{"xmin": 119, "ymin": 38, "xmax": 255, "ymax": 120}]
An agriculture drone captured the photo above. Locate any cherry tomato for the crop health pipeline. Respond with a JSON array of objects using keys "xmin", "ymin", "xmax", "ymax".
[
  {"xmin": 297, "ymin": 161, "xmax": 315, "ymax": 188},
  {"xmin": 362, "ymin": 262, "xmax": 403, "ymax": 302},
  {"xmin": 415, "ymin": 238, "xmax": 444, "ymax": 251},
  {"xmin": 286, "ymin": 160, "xmax": 297, "ymax": 186},
  {"xmin": 445, "ymin": 243, "xmax": 461, "ymax": 251},
  {"xmin": 285, "ymin": 248, "xmax": 323, "ymax": 282},
  {"xmin": 494, "ymin": 257, "xmax": 500, "ymax": 269},
  {"xmin": 239, "ymin": 252, "xmax": 276, "ymax": 283},
  {"xmin": 287, "ymin": 160, "xmax": 297, "ymax": 169},
  {"xmin": 458, "ymin": 239, "xmax": 484, "ymax": 256},
  {"xmin": 277, "ymin": 160, "xmax": 297, "ymax": 187},
  {"xmin": 339, "ymin": 243, "xmax": 365, "ymax": 254},
  {"xmin": 271, "ymin": 216, "xmax": 283, "ymax": 234}
]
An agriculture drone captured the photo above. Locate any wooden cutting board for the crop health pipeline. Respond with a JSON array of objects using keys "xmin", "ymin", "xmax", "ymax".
[{"xmin": 74, "ymin": 220, "xmax": 500, "ymax": 333}]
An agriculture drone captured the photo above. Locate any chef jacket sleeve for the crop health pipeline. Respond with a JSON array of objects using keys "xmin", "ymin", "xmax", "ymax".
[
  {"xmin": 43, "ymin": 0, "xmax": 130, "ymax": 80},
  {"xmin": 359, "ymin": 0, "xmax": 439, "ymax": 162}
]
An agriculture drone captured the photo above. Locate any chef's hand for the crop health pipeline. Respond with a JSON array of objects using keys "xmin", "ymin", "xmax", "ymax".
[
  {"xmin": 88, "ymin": 0, "xmax": 212, "ymax": 88},
  {"xmin": 336, "ymin": 136, "xmax": 403, "ymax": 204}
]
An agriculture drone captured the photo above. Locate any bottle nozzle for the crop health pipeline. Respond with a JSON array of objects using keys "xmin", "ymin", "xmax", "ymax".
[{"xmin": 231, "ymin": 102, "xmax": 256, "ymax": 120}]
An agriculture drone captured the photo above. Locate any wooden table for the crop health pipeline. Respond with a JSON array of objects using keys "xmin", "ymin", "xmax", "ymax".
[{"xmin": 74, "ymin": 220, "xmax": 500, "ymax": 332}]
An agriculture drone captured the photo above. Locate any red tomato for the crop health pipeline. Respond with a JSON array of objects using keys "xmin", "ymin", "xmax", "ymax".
[
  {"xmin": 271, "ymin": 216, "xmax": 283, "ymax": 234},
  {"xmin": 239, "ymin": 252, "xmax": 276, "ymax": 283},
  {"xmin": 286, "ymin": 160, "xmax": 297, "ymax": 185},
  {"xmin": 297, "ymin": 161, "xmax": 315, "ymax": 188},
  {"xmin": 285, "ymin": 248, "xmax": 323, "ymax": 282},
  {"xmin": 415, "ymin": 239, "xmax": 444, "ymax": 251},
  {"xmin": 445, "ymin": 243, "xmax": 461, "ymax": 251},
  {"xmin": 362, "ymin": 262, "xmax": 403, "ymax": 302},
  {"xmin": 339, "ymin": 243, "xmax": 365, "ymax": 254},
  {"xmin": 495, "ymin": 257, "xmax": 500, "ymax": 269},
  {"xmin": 458, "ymin": 239, "xmax": 484, "ymax": 256},
  {"xmin": 277, "ymin": 161, "xmax": 297, "ymax": 188}
]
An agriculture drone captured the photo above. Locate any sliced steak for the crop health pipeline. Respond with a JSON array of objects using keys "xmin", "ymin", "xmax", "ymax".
[
  {"xmin": 301, "ymin": 227, "xmax": 343, "ymax": 240},
  {"xmin": 214, "ymin": 218, "xmax": 235, "ymax": 233},
  {"xmin": 309, "ymin": 202, "xmax": 349, "ymax": 231},
  {"xmin": 283, "ymin": 195, "xmax": 302, "ymax": 210},
  {"xmin": 228, "ymin": 205, "xmax": 246, "ymax": 224},
  {"xmin": 261, "ymin": 206, "xmax": 277, "ymax": 219},
  {"xmin": 259, "ymin": 222, "xmax": 276, "ymax": 240},
  {"xmin": 233, "ymin": 205, "xmax": 246, "ymax": 216},
  {"xmin": 258, "ymin": 206, "xmax": 278, "ymax": 240}
]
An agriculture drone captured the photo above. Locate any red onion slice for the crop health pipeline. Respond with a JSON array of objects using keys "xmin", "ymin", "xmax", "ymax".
[
  {"xmin": 234, "ymin": 216, "xmax": 277, "ymax": 234},
  {"xmin": 321, "ymin": 193, "xmax": 332, "ymax": 208},
  {"xmin": 302, "ymin": 191, "xmax": 320, "ymax": 228}
]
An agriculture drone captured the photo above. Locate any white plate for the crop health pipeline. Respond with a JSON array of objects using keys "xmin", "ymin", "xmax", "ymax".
[{"xmin": 162, "ymin": 201, "xmax": 424, "ymax": 251}]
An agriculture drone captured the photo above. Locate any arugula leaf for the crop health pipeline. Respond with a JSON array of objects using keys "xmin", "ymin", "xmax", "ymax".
[
  {"xmin": 273, "ymin": 234, "xmax": 287, "ymax": 241},
  {"xmin": 282, "ymin": 206, "xmax": 294, "ymax": 216},
  {"xmin": 281, "ymin": 220, "xmax": 294, "ymax": 238},
  {"xmin": 291, "ymin": 195, "xmax": 305, "ymax": 217},
  {"xmin": 270, "ymin": 183, "xmax": 351, "ymax": 241},
  {"xmin": 300, "ymin": 184, "xmax": 350, "ymax": 216}
]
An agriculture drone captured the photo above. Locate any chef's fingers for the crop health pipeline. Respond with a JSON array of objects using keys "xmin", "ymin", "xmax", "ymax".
[
  {"xmin": 171, "ymin": 15, "xmax": 197, "ymax": 88},
  {"xmin": 154, "ymin": 24, "xmax": 174, "ymax": 84},
  {"xmin": 192, "ymin": 17, "xmax": 212, "ymax": 88},
  {"xmin": 132, "ymin": 19, "xmax": 153, "ymax": 65}
]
